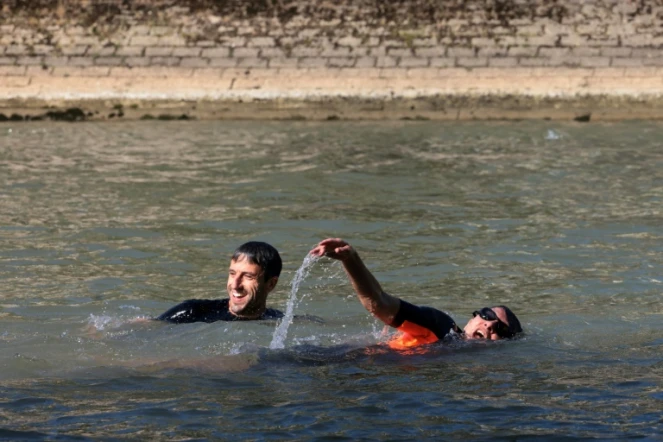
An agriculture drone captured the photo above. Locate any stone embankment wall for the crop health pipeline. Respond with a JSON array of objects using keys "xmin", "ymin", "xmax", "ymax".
[{"xmin": 1, "ymin": 0, "xmax": 663, "ymax": 121}]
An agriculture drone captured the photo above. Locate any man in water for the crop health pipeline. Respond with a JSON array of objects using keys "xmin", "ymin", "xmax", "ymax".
[
  {"xmin": 156, "ymin": 241, "xmax": 283, "ymax": 323},
  {"xmin": 310, "ymin": 238, "xmax": 522, "ymax": 349}
]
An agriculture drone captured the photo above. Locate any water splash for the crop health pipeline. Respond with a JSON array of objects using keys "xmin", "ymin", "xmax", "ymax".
[
  {"xmin": 269, "ymin": 253, "xmax": 320, "ymax": 349},
  {"xmin": 87, "ymin": 314, "xmax": 124, "ymax": 331},
  {"xmin": 545, "ymin": 129, "xmax": 561, "ymax": 140}
]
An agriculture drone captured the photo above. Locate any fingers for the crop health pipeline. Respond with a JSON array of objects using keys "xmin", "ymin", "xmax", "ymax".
[{"xmin": 309, "ymin": 238, "xmax": 352, "ymax": 259}]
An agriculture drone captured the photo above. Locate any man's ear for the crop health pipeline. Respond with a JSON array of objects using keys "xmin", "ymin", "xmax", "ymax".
[{"xmin": 266, "ymin": 276, "xmax": 278, "ymax": 292}]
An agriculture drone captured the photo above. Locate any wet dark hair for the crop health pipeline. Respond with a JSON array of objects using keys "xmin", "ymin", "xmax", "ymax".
[
  {"xmin": 495, "ymin": 305, "xmax": 523, "ymax": 337},
  {"xmin": 232, "ymin": 241, "xmax": 282, "ymax": 281}
]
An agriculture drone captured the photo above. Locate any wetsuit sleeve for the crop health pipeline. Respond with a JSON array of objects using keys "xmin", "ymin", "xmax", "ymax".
[
  {"xmin": 388, "ymin": 300, "xmax": 461, "ymax": 349},
  {"xmin": 156, "ymin": 299, "xmax": 214, "ymax": 323}
]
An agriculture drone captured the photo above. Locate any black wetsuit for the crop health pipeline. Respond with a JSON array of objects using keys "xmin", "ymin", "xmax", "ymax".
[
  {"xmin": 387, "ymin": 300, "xmax": 463, "ymax": 348},
  {"xmin": 156, "ymin": 298, "xmax": 284, "ymax": 324}
]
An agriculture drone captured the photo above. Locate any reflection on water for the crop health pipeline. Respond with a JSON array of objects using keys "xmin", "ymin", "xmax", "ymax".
[{"xmin": 1, "ymin": 121, "xmax": 663, "ymax": 439}]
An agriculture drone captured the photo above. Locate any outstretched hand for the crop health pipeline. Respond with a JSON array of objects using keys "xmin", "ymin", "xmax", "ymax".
[{"xmin": 310, "ymin": 238, "xmax": 355, "ymax": 261}]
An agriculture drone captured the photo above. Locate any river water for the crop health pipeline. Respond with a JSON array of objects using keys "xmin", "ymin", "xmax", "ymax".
[{"xmin": 1, "ymin": 121, "xmax": 662, "ymax": 440}]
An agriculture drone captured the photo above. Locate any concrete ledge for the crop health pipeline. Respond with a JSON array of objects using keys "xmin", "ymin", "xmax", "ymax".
[
  {"xmin": 2, "ymin": 93, "xmax": 663, "ymax": 122},
  {"xmin": 1, "ymin": 67, "xmax": 662, "ymax": 121}
]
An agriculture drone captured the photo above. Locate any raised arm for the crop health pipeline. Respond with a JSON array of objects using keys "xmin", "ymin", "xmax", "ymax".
[{"xmin": 310, "ymin": 238, "xmax": 401, "ymax": 326}]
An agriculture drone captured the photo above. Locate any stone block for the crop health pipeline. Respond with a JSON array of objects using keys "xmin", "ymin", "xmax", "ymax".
[
  {"xmin": 472, "ymin": 37, "xmax": 499, "ymax": 47},
  {"xmin": 208, "ymin": 58, "xmax": 238, "ymax": 67},
  {"xmin": 232, "ymin": 48, "xmax": 260, "ymax": 58},
  {"xmin": 237, "ymin": 58, "xmax": 268, "ymax": 68},
  {"xmin": 181, "ymin": 57, "xmax": 209, "ymax": 67},
  {"xmin": 31, "ymin": 45, "xmax": 54, "ymax": 55},
  {"xmin": 87, "ymin": 46, "xmax": 118, "ymax": 57},
  {"xmin": 519, "ymin": 57, "xmax": 552, "ymax": 67},
  {"xmin": 150, "ymin": 57, "xmax": 181, "ymax": 66},
  {"xmin": 268, "ymin": 57, "xmax": 299, "ymax": 68},
  {"xmin": 52, "ymin": 66, "xmax": 110, "ymax": 77},
  {"xmin": 60, "ymin": 45, "xmax": 88, "ymax": 56},
  {"xmin": 202, "ymin": 47, "xmax": 231, "ymax": 57},
  {"xmin": 643, "ymin": 58, "xmax": 663, "ymax": 66},
  {"xmin": 508, "ymin": 46, "xmax": 539, "ymax": 57},
  {"xmin": 158, "ymin": 35, "xmax": 188, "ymax": 47},
  {"xmin": 430, "ymin": 57, "xmax": 455, "ymax": 67},
  {"xmin": 632, "ymin": 48, "xmax": 663, "ymax": 59},
  {"xmin": 560, "ymin": 35, "xmax": 591, "ymax": 47},
  {"xmin": 290, "ymin": 47, "xmax": 321, "ymax": 57},
  {"xmin": 298, "ymin": 57, "xmax": 327, "ymax": 68},
  {"xmin": 17, "ymin": 56, "xmax": 44, "ymax": 66},
  {"xmin": 116, "ymin": 46, "xmax": 144, "ymax": 57},
  {"xmin": 518, "ymin": 36, "xmax": 560, "ymax": 46},
  {"xmin": 415, "ymin": 47, "xmax": 447, "ymax": 57},
  {"xmin": 456, "ymin": 57, "xmax": 488, "ymax": 67},
  {"xmin": 375, "ymin": 56, "xmax": 398, "ymax": 68},
  {"xmin": 248, "ymin": 37, "xmax": 276, "ymax": 47},
  {"xmin": 260, "ymin": 47, "xmax": 286, "ymax": 57},
  {"xmin": 320, "ymin": 47, "xmax": 352, "ymax": 57},
  {"xmin": 71, "ymin": 36, "xmax": 103, "ymax": 46},
  {"xmin": 572, "ymin": 47, "xmax": 601, "ymax": 57},
  {"xmin": 220, "ymin": 37, "xmax": 247, "ymax": 48},
  {"xmin": 478, "ymin": 47, "xmax": 509, "ymax": 57},
  {"xmin": 355, "ymin": 57, "xmax": 377, "ymax": 68},
  {"xmin": 43, "ymin": 56, "xmax": 70, "ymax": 67},
  {"xmin": 516, "ymin": 24, "xmax": 543, "ymax": 36},
  {"xmin": 128, "ymin": 25, "xmax": 151, "ymax": 36},
  {"xmin": 327, "ymin": 57, "xmax": 355, "ymax": 67},
  {"xmin": 448, "ymin": 47, "xmax": 476, "ymax": 57},
  {"xmin": 580, "ymin": 57, "xmax": 611, "ymax": 67},
  {"xmin": 149, "ymin": 26, "xmax": 172, "ymax": 37},
  {"xmin": 172, "ymin": 47, "xmax": 202, "ymax": 57},
  {"xmin": 0, "ymin": 57, "xmax": 17, "ymax": 65},
  {"xmin": 539, "ymin": 47, "xmax": 571, "ymax": 57},
  {"xmin": 611, "ymin": 58, "xmax": 645, "ymax": 67},
  {"xmin": 488, "ymin": 57, "xmax": 519, "ymax": 68},
  {"xmin": 399, "ymin": 57, "xmax": 428, "ymax": 67},
  {"xmin": 126, "ymin": 57, "xmax": 152, "ymax": 67},
  {"xmin": 145, "ymin": 47, "xmax": 174, "ymax": 57},
  {"xmin": 0, "ymin": 66, "xmax": 26, "ymax": 75},
  {"xmin": 93, "ymin": 57, "xmax": 124, "ymax": 67},
  {"xmin": 297, "ymin": 29, "xmax": 321, "ymax": 39},
  {"xmin": 388, "ymin": 48, "xmax": 414, "ymax": 57},
  {"xmin": 600, "ymin": 47, "xmax": 632, "ymax": 57},
  {"xmin": 5, "ymin": 45, "xmax": 28, "ymax": 56},
  {"xmin": 368, "ymin": 47, "xmax": 387, "ymax": 57},
  {"xmin": 337, "ymin": 36, "xmax": 363, "ymax": 47},
  {"xmin": 362, "ymin": 37, "xmax": 381, "ymax": 47}
]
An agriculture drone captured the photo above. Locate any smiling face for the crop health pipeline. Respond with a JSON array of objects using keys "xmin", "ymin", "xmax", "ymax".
[
  {"xmin": 227, "ymin": 254, "xmax": 278, "ymax": 319},
  {"xmin": 463, "ymin": 306, "xmax": 512, "ymax": 340}
]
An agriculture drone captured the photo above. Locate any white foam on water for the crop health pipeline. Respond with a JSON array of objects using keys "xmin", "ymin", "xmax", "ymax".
[
  {"xmin": 269, "ymin": 253, "xmax": 321, "ymax": 349},
  {"xmin": 87, "ymin": 314, "xmax": 125, "ymax": 331},
  {"xmin": 545, "ymin": 129, "xmax": 561, "ymax": 140}
]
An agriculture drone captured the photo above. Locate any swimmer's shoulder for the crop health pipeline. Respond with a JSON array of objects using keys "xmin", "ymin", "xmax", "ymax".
[{"xmin": 156, "ymin": 298, "xmax": 232, "ymax": 323}]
